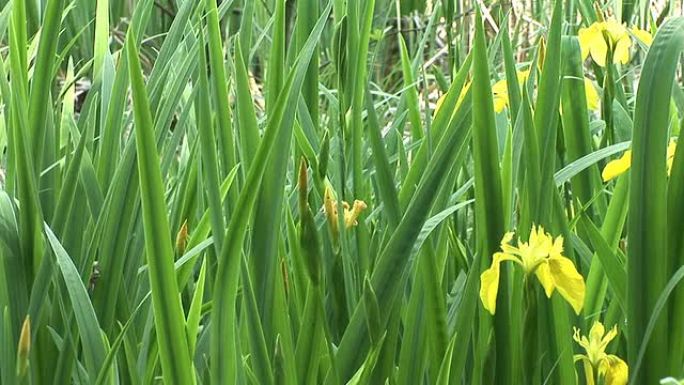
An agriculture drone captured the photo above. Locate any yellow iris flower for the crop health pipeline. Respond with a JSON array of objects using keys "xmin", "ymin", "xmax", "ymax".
[
  {"xmin": 602, "ymin": 138, "xmax": 678, "ymax": 181},
  {"xmin": 491, "ymin": 70, "xmax": 530, "ymax": 113},
  {"xmin": 436, "ymin": 70, "xmax": 599, "ymax": 116},
  {"xmin": 573, "ymin": 321, "xmax": 628, "ymax": 385},
  {"xmin": 578, "ymin": 20, "xmax": 653, "ymax": 67},
  {"xmin": 323, "ymin": 184, "xmax": 367, "ymax": 234},
  {"xmin": 479, "ymin": 225, "xmax": 585, "ymax": 315}
]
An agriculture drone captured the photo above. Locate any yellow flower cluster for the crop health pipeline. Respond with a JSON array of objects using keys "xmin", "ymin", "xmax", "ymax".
[
  {"xmin": 480, "ymin": 225, "xmax": 585, "ymax": 315},
  {"xmin": 323, "ymin": 184, "xmax": 367, "ymax": 234},
  {"xmin": 579, "ymin": 19, "xmax": 652, "ymax": 67},
  {"xmin": 602, "ymin": 138, "xmax": 678, "ymax": 182},
  {"xmin": 573, "ymin": 321, "xmax": 628, "ymax": 385}
]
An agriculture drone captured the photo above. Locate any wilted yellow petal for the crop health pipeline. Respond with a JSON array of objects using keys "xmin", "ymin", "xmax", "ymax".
[
  {"xmin": 344, "ymin": 200, "xmax": 367, "ymax": 228},
  {"xmin": 480, "ymin": 252, "xmax": 518, "ymax": 314},
  {"xmin": 603, "ymin": 356, "xmax": 628, "ymax": 385},
  {"xmin": 547, "ymin": 255, "xmax": 585, "ymax": 314},
  {"xmin": 631, "ymin": 27, "xmax": 653, "ymax": 46},
  {"xmin": 602, "ymin": 150, "xmax": 632, "ymax": 182},
  {"xmin": 323, "ymin": 184, "xmax": 339, "ymax": 234},
  {"xmin": 584, "ymin": 78, "xmax": 600, "ymax": 111}
]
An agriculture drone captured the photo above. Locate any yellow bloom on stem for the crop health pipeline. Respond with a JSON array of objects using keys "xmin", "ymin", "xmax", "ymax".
[
  {"xmin": 479, "ymin": 225, "xmax": 585, "ymax": 315},
  {"xmin": 602, "ymin": 138, "xmax": 678, "ymax": 182},
  {"xmin": 573, "ymin": 321, "xmax": 628, "ymax": 385},
  {"xmin": 323, "ymin": 184, "xmax": 367, "ymax": 234},
  {"xmin": 579, "ymin": 19, "xmax": 632, "ymax": 67}
]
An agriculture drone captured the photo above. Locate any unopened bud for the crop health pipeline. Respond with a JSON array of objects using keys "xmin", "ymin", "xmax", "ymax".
[
  {"xmin": 176, "ymin": 220, "xmax": 188, "ymax": 255},
  {"xmin": 16, "ymin": 315, "xmax": 31, "ymax": 378}
]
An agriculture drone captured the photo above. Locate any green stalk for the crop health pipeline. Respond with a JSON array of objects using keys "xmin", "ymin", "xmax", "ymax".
[
  {"xmin": 471, "ymin": 10, "xmax": 508, "ymax": 385},
  {"xmin": 126, "ymin": 31, "xmax": 195, "ymax": 385},
  {"xmin": 628, "ymin": 18, "xmax": 684, "ymax": 384}
]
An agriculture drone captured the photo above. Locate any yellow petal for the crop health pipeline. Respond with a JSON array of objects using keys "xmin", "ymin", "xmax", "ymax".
[
  {"xmin": 584, "ymin": 78, "xmax": 600, "ymax": 111},
  {"xmin": 534, "ymin": 261, "xmax": 555, "ymax": 297},
  {"xmin": 613, "ymin": 36, "xmax": 631, "ymax": 65},
  {"xmin": 491, "ymin": 78, "xmax": 508, "ymax": 95},
  {"xmin": 603, "ymin": 20, "xmax": 629, "ymax": 44},
  {"xmin": 602, "ymin": 150, "xmax": 632, "ymax": 182},
  {"xmin": 547, "ymin": 255, "xmax": 586, "ymax": 314},
  {"xmin": 480, "ymin": 252, "xmax": 518, "ymax": 314},
  {"xmin": 323, "ymin": 184, "xmax": 339, "ymax": 234},
  {"xmin": 578, "ymin": 24, "xmax": 600, "ymax": 60},
  {"xmin": 344, "ymin": 200, "xmax": 367, "ymax": 228},
  {"xmin": 589, "ymin": 321, "xmax": 606, "ymax": 343},
  {"xmin": 589, "ymin": 38, "xmax": 609, "ymax": 67},
  {"xmin": 604, "ymin": 356, "xmax": 628, "ymax": 385},
  {"xmin": 631, "ymin": 27, "xmax": 653, "ymax": 46},
  {"xmin": 493, "ymin": 95, "xmax": 508, "ymax": 113}
]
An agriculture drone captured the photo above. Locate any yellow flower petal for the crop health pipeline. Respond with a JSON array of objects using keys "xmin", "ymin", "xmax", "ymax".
[
  {"xmin": 493, "ymin": 95, "xmax": 508, "ymax": 113},
  {"xmin": 602, "ymin": 150, "xmax": 632, "ymax": 182},
  {"xmin": 344, "ymin": 200, "xmax": 367, "ymax": 228},
  {"xmin": 603, "ymin": 20, "xmax": 629, "ymax": 44},
  {"xmin": 584, "ymin": 78, "xmax": 600, "ymax": 111},
  {"xmin": 579, "ymin": 20, "xmax": 632, "ymax": 66},
  {"xmin": 631, "ymin": 27, "xmax": 653, "ymax": 46},
  {"xmin": 613, "ymin": 36, "xmax": 632, "ymax": 65},
  {"xmin": 547, "ymin": 255, "xmax": 585, "ymax": 314},
  {"xmin": 534, "ymin": 261, "xmax": 555, "ymax": 297},
  {"xmin": 578, "ymin": 24, "xmax": 601, "ymax": 60},
  {"xmin": 491, "ymin": 78, "xmax": 508, "ymax": 95},
  {"xmin": 603, "ymin": 356, "xmax": 628, "ymax": 385},
  {"xmin": 589, "ymin": 321, "xmax": 607, "ymax": 343},
  {"xmin": 480, "ymin": 252, "xmax": 518, "ymax": 315},
  {"xmin": 589, "ymin": 38, "xmax": 609, "ymax": 67}
]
